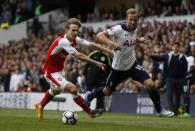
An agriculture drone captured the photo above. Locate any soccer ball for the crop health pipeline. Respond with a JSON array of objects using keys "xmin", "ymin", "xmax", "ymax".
[{"xmin": 61, "ymin": 111, "xmax": 78, "ymax": 125}]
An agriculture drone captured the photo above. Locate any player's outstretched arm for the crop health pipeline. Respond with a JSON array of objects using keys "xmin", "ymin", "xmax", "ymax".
[
  {"xmin": 136, "ymin": 35, "xmax": 153, "ymax": 43},
  {"xmin": 90, "ymin": 42, "xmax": 113, "ymax": 56},
  {"xmin": 73, "ymin": 51, "xmax": 106, "ymax": 70},
  {"xmin": 136, "ymin": 37, "xmax": 149, "ymax": 43},
  {"xmin": 96, "ymin": 31, "xmax": 120, "ymax": 51}
]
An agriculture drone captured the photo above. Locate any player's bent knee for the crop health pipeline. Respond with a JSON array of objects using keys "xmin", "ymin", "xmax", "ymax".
[
  {"xmin": 71, "ymin": 88, "xmax": 78, "ymax": 95},
  {"xmin": 143, "ymin": 79, "xmax": 155, "ymax": 89},
  {"xmin": 103, "ymin": 87, "xmax": 112, "ymax": 96},
  {"xmin": 64, "ymin": 83, "xmax": 78, "ymax": 95}
]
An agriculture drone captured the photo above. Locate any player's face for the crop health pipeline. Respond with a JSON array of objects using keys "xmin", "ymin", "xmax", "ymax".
[
  {"xmin": 126, "ymin": 14, "xmax": 139, "ymax": 31},
  {"xmin": 66, "ymin": 24, "xmax": 79, "ymax": 41}
]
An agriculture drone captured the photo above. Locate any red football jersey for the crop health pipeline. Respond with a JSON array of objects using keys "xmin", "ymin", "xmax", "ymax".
[{"xmin": 43, "ymin": 34, "xmax": 90, "ymax": 74}]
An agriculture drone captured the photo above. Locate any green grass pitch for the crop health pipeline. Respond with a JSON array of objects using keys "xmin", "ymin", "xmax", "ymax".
[{"xmin": 0, "ymin": 108, "xmax": 194, "ymax": 131}]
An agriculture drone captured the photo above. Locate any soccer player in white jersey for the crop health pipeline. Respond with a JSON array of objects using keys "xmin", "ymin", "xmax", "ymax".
[
  {"xmin": 34, "ymin": 18, "xmax": 113, "ymax": 120},
  {"xmin": 85, "ymin": 8, "xmax": 174, "ymax": 117}
]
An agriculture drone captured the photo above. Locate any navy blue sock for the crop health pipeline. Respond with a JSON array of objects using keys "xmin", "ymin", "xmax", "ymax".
[
  {"xmin": 87, "ymin": 87, "xmax": 104, "ymax": 101},
  {"xmin": 148, "ymin": 89, "xmax": 162, "ymax": 113}
]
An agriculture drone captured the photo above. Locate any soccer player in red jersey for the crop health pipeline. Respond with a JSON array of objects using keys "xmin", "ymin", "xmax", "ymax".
[{"xmin": 34, "ymin": 18, "xmax": 112, "ymax": 120}]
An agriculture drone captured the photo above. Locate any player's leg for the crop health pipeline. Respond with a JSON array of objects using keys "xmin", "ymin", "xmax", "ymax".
[
  {"xmin": 144, "ymin": 81, "xmax": 174, "ymax": 116},
  {"xmin": 34, "ymin": 73, "xmax": 62, "ymax": 120},
  {"xmin": 64, "ymin": 83, "xmax": 103, "ymax": 118},
  {"xmin": 95, "ymin": 84, "xmax": 105, "ymax": 110},
  {"xmin": 86, "ymin": 84, "xmax": 105, "ymax": 110},
  {"xmin": 129, "ymin": 62, "xmax": 174, "ymax": 116},
  {"xmin": 129, "ymin": 64, "xmax": 162, "ymax": 113},
  {"xmin": 34, "ymin": 86, "xmax": 61, "ymax": 120},
  {"xmin": 96, "ymin": 95, "xmax": 105, "ymax": 109},
  {"xmin": 84, "ymin": 84, "xmax": 94, "ymax": 106},
  {"xmin": 143, "ymin": 78, "xmax": 164, "ymax": 114},
  {"xmin": 64, "ymin": 83, "xmax": 91, "ymax": 114},
  {"xmin": 134, "ymin": 73, "xmax": 162, "ymax": 114},
  {"xmin": 145, "ymin": 81, "xmax": 174, "ymax": 116},
  {"xmin": 85, "ymin": 69, "xmax": 128, "ymax": 104}
]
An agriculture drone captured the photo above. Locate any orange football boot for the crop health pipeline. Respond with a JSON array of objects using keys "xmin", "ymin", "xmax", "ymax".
[{"xmin": 34, "ymin": 103, "xmax": 44, "ymax": 121}]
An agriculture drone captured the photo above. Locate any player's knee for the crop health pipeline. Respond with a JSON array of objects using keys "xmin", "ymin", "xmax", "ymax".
[
  {"xmin": 103, "ymin": 87, "xmax": 112, "ymax": 96},
  {"xmin": 64, "ymin": 83, "xmax": 78, "ymax": 95},
  {"xmin": 70, "ymin": 85, "xmax": 78, "ymax": 95},
  {"xmin": 71, "ymin": 89, "xmax": 78, "ymax": 95},
  {"xmin": 143, "ymin": 79, "xmax": 155, "ymax": 89}
]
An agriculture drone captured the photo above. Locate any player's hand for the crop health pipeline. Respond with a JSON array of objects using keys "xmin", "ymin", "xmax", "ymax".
[
  {"xmin": 138, "ymin": 37, "xmax": 149, "ymax": 43},
  {"xmin": 113, "ymin": 46, "xmax": 121, "ymax": 52},
  {"xmin": 96, "ymin": 62, "xmax": 106, "ymax": 70},
  {"xmin": 109, "ymin": 41, "xmax": 121, "ymax": 51}
]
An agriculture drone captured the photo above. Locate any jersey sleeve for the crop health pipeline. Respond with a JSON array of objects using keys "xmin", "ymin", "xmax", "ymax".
[
  {"xmin": 59, "ymin": 38, "xmax": 78, "ymax": 54},
  {"xmin": 76, "ymin": 37, "xmax": 91, "ymax": 46},
  {"xmin": 106, "ymin": 25, "xmax": 121, "ymax": 37}
]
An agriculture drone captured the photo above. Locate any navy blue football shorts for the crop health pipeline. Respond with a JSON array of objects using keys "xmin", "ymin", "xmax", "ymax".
[{"xmin": 106, "ymin": 62, "xmax": 150, "ymax": 92}]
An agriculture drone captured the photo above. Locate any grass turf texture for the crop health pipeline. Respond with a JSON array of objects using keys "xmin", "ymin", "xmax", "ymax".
[{"xmin": 0, "ymin": 108, "xmax": 194, "ymax": 131}]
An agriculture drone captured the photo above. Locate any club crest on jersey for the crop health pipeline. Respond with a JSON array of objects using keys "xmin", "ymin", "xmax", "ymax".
[
  {"xmin": 58, "ymin": 77, "xmax": 62, "ymax": 81},
  {"xmin": 122, "ymin": 39, "xmax": 136, "ymax": 47}
]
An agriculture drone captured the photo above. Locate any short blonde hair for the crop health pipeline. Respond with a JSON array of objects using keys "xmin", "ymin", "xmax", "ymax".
[
  {"xmin": 126, "ymin": 8, "xmax": 139, "ymax": 17},
  {"xmin": 65, "ymin": 18, "xmax": 81, "ymax": 29}
]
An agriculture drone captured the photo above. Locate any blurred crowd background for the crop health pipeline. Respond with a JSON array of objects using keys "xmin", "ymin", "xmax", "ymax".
[
  {"xmin": 0, "ymin": 0, "xmax": 195, "ymax": 25},
  {"xmin": 0, "ymin": 0, "xmax": 194, "ymax": 95}
]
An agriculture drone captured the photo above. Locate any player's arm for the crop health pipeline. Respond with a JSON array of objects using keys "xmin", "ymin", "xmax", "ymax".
[
  {"xmin": 89, "ymin": 42, "xmax": 113, "ymax": 57},
  {"xmin": 96, "ymin": 31, "xmax": 120, "ymax": 51},
  {"xmin": 136, "ymin": 37, "xmax": 149, "ymax": 43},
  {"xmin": 72, "ymin": 51, "xmax": 106, "ymax": 70},
  {"xmin": 60, "ymin": 38, "xmax": 106, "ymax": 70},
  {"xmin": 76, "ymin": 36, "xmax": 113, "ymax": 56}
]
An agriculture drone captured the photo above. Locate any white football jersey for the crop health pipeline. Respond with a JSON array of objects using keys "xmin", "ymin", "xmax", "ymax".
[{"xmin": 107, "ymin": 24, "xmax": 137, "ymax": 70}]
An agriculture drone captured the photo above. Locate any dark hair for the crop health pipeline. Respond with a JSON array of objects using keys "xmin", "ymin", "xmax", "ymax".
[
  {"xmin": 65, "ymin": 18, "xmax": 81, "ymax": 29},
  {"xmin": 172, "ymin": 42, "xmax": 180, "ymax": 46},
  {"xmin": 126, "ymin": 8, "xmax": 139, "ymax": 17}
]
